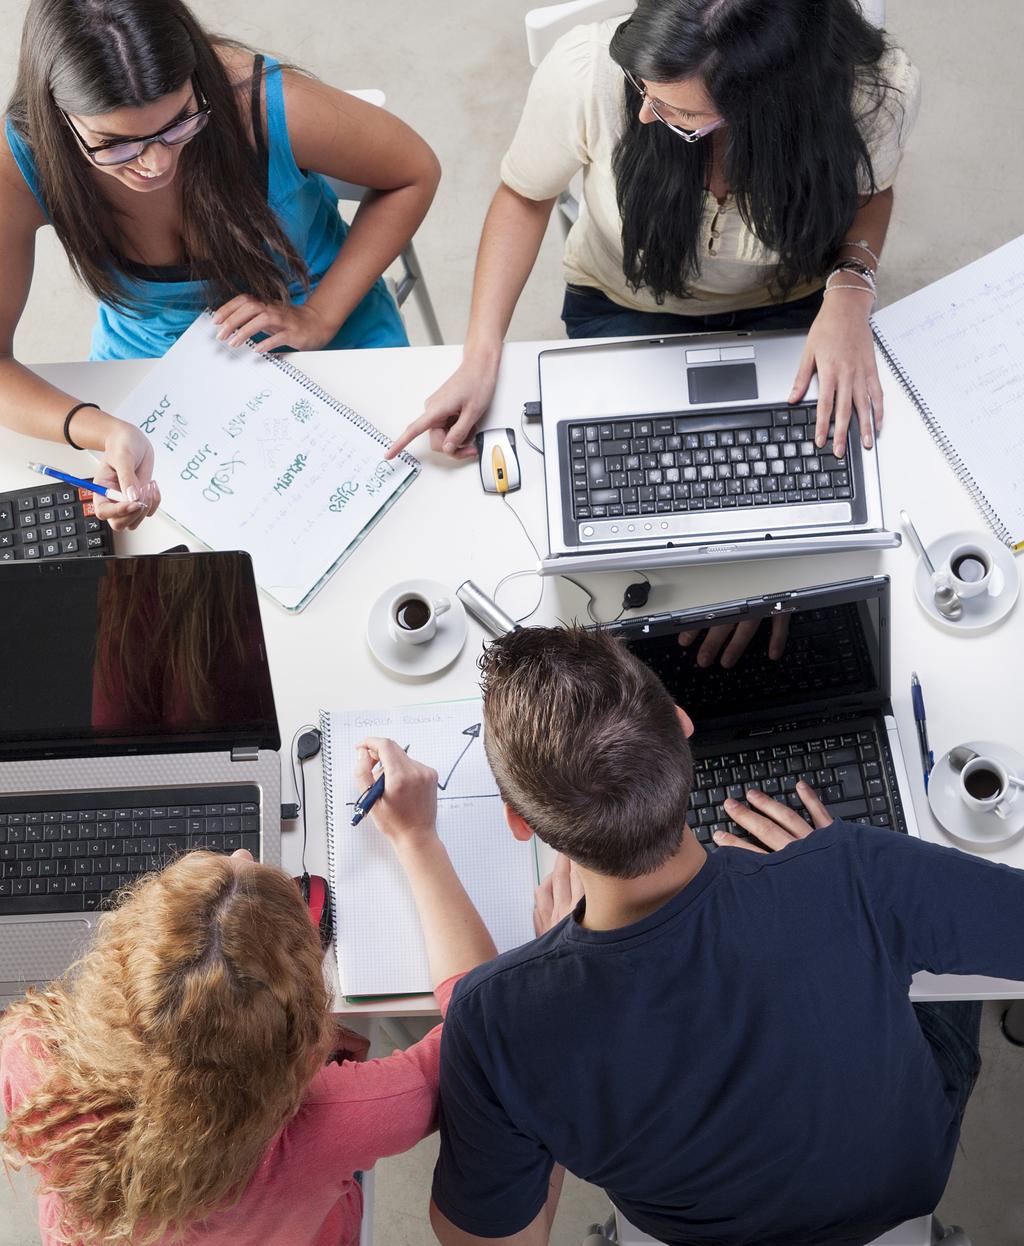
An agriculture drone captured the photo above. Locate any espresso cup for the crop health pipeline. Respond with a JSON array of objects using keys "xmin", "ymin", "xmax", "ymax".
[
  {"xmin": 960, "ymin": 756, "xmax": 1017, "ymax": 820},
  {"xmin": 388, "ymin": 591, "xmax": 450, "ymax": 646},
  {"xmin": 944, "ymin": 542, "xmax": 992, "ymax": 599}
]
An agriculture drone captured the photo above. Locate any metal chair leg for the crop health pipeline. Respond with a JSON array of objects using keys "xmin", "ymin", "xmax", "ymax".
[{"xmin": 395, "ymin": 242, "xmax": 444, "ymax": 345}]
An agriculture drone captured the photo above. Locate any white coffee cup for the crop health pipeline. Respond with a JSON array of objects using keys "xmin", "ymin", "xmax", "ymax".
[
  {"xmin": 960, "ymin": 755, "xmax": 1017, "ymax": 820},
  {"xmin": 388, "ymin": 591, "xmax": 450, "ymax": 646},
  {"xmin": 944, "ymin": 542, "xmax": 992, "ymax": 599}
]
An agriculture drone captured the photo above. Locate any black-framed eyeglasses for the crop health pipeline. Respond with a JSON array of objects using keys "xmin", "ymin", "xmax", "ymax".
[
  {"xmin": 62, "ymin": 84, "xmax": 211, "ymax": 168},
  {"xmin": 622, "ymin": 69, "xmax": 725, "ymax": 143}
]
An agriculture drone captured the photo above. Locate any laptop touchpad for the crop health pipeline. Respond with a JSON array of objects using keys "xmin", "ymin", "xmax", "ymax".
[
  {"xmin": 0, "ymin": 920, "xmax": 92, "ymax": 998},
  {"xmin": 687, "ymin": 362, "xmax": 757, "ymax": 404}
]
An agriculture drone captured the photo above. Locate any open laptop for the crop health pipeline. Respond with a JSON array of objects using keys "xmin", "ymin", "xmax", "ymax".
[
  {"xmin": 539, "ymin": 332, "xmax": 898, "ymax": 575},
  {"xmin": 599, "ymin": 575, "xmax": 920, "ymax": 849},
  {"xmin": 0, "ymin": 550, "xmax": 282, "ymax": 1009}
]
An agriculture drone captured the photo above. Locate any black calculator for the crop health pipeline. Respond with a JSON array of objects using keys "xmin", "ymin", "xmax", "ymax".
[{"xmin": 0, "ymin": 481, "xmax": 114, "ymax": 562}]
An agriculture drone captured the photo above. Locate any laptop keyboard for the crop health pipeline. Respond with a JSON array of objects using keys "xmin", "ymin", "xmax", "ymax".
[
  {"xmin": 687, "ymin": 723, "xmax": 906, "ymax": 850},
  {"xmin": 0, "ymin": 482, "xmax": 114, "ymax": 562},
  {"xmin": 0, "ymin": 785, "xmax": 262, "ymax": 915},
  {"xmin": 568, "ymin": 403, "xmax": 853, "ymax": 521}
]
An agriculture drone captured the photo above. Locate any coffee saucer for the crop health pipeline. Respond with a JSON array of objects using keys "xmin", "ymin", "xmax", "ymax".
[
  {"xmin": 366, "ymin": 578, "xmax": 468, "ymax": 679},
  {"xmin": 912, "ymin": 530, "xmax": 1019, "ymax": 635},
  {"xmin": 928, "ymin": 739, "xmax": 1024, "ymax": 850}
]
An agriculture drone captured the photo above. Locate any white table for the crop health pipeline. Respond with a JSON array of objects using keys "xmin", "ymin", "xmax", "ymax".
[{"xmin": 8, "ymin": 338, "xmax": 1023, "ymax": 1012}]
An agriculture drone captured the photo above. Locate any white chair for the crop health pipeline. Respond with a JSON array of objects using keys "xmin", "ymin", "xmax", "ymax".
[
  {"xmin": 524, "ymin": 0, "xmax": 887, "ymax": 239},
  {"xmin": 582, "ymin": 1208, "xmax": 970, "ymax": 1246},
  {"xmin": 327, "ymin": 89, "xmax": 445, "ymax": 346}
]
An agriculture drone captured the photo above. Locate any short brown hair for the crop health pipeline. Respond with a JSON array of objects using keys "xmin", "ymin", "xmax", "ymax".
[{"xmin": 480, "ymin": 626, "xmax": 693, "ymax": 878}]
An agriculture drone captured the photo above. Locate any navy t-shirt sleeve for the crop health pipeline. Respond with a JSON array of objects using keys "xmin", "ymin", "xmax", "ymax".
[
  {"xmin": 850, "ymin": 823, "xmax": 1024, "ymax": 981},
  {"xmin": 432, "ymin": 1001, "xmax": 554, "ymax": 1237}
]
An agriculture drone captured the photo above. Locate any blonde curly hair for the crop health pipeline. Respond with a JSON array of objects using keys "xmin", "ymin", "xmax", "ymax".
[{"xmin": 1, "ymin": 852, "xmax": 335, "ymax": 1244}]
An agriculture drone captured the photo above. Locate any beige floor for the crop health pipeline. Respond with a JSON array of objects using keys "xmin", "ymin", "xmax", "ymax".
[{"xmin": 2, "ymin": 1, "xmax": 1023, "ymax": 1243}]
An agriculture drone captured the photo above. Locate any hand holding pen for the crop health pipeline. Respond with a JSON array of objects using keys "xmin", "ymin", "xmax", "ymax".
[{"xmin": 352, "ymin": 740, "xmax": 438, "ymax": 848}]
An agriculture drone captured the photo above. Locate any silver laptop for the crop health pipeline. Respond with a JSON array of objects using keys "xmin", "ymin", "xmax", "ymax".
[
  {"xmin": 0, "ymin": 550, "xmax": 282, "ymax": 1009},
  {"xmin": 597, "ymin": 574, "xmax": 921, "ymax": 849},
  {"xmin": 539, "ymin": 331, "xmax": 898, "ymax": 575}
]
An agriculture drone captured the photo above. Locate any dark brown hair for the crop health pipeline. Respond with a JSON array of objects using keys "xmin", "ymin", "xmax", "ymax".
[
  {"xmin": 479, "ymin": 626, "xmax": 694, "ymax": 879},
  {"xmin": 7, "ymin": 0, "xmax": 307, "ymax": 311}
]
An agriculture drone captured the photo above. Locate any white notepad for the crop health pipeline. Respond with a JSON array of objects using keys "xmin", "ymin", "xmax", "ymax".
[
  {"xmin": 113, "ymin": 312, "xmax": 419, "ymax": 610},
  {"xmin": 871, "ymin": 235, "xmax": 1024, "ymax": 550},
  {"xmin": 320, "ymin": 700, "xmax": 539, "ymax": 999}
]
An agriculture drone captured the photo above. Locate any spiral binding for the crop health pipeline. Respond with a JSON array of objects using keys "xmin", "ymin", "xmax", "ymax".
[
  {"xmin": 318, "ymin": 708, "xmax": 340, "ymax": 961},
  {"xmin": 872, "ymin": 323, "xmax": 1013, "ymax": 547}
]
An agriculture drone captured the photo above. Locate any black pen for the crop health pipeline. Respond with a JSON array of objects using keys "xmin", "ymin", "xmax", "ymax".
[{"xmin": 910, "ymin": 672, "xmax": 934, "ymax": 791}]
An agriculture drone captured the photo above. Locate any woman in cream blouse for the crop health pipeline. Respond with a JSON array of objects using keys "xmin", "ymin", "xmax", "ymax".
[{"xmin": 391, "ymin": 0, "xmax": 920, "ymax": 464}]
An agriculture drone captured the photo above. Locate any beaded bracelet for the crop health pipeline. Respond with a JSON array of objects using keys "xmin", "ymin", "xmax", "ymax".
[
  {"xmin": 63, "ymin": 401, "xmax": 99, "ymax": 451},
  {"xmin": 839, "ymin": 238, "xmax": 881, "ymax": 268}
]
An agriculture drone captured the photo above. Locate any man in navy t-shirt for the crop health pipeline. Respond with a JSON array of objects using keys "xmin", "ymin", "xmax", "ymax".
[{"xmin": 429, "ymin": 626, "xmax": 1022, "ymax": 1246}]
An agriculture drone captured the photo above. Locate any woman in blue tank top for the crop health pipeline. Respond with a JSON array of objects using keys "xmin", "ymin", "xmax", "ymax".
[{"xmin": 0, "ymin": 0, "xmax": 440, "ymax": 528}]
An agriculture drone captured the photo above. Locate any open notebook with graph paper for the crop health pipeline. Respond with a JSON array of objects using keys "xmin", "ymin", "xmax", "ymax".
[{"xmin": 319, "ymin": 699, "xmax": 539, "ymax": 998}]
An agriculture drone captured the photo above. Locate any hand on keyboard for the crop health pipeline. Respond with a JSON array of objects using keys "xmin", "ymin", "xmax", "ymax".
[
  {"xmin": 677, "ymin": 613, "xmax": 791, "ymax": 669},
  {"xmin": 713, "ymin": 781, "xmax": 833, "ymax": 854}
]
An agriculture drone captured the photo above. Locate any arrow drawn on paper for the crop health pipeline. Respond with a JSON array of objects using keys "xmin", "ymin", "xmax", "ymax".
[{"xmin": 437, "ymin": 724, "xmax": 482, "ymax": 791}]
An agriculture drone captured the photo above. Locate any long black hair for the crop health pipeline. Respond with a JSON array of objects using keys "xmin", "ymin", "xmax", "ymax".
[
  {"xmin": 7, "ymin": 0, "xmax": 307, "ymax": 312},
  {"xmin": 609, "ymin": 0, "xmax": 897, "ymax": 302}
]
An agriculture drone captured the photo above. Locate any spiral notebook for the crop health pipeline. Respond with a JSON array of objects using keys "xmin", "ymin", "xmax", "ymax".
[
  {"xmin": 871, "ymin": 236, "xmax": 1024, "ymax": 551},
  {"xmin": 319, "ymin": 699, "xmax": 539, "ymax": 999},
  {"xmin": 113, "ymin": 311, "xmax": 419, "ymax": 610}
]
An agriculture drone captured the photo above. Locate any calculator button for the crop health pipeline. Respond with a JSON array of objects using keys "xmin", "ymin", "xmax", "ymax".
[
  {"xmin": 0, "ymin": 532, "xmax": 13, "ymax": 547},
  {"xmin": 23, "ymin": 545, "xmax": 40, "ymax": 559},
  {"xmin": 61, "ymin": 538, "xmax": 80, "ymax": 554},
  {"xmin": 17, "ymin": 495, "xmax": 34, "ymax": 511},
  {"xmin": 42, "ymin": 541, "xmax": 60, "ymax": 557},
  {"xmin": 20, "ymin": 512, "xmax": 37, "ymax": 526},
  {"xmin": 82, "ymin": 501, "xmax": 96, "ymax": 517},
  {"xmin": 39, "ymin": 509, "xmax": 55, "ymax": 523},
  {"xmin": 22, "ymin": 528, "xmax": 38, "ymax": 543},
  {"xmin": 0, "ymin": 549, "xmax": 14, "ymax": 561},
  {"xmin": 56, "ymin": 487, "xmax": 75, "ymax": 504},
  {"xmin": 42, "ymin": 525, "xmax": 58, "ymax": 540},
  {"xmin": 59, "ymin": 523, "xmax": 76, "ymax": 537},
  {"xmin": 58, "ymin": 505, "xmax": 75, "ymax": 521},
  {"xmin": 0, "ymin": 503, "xmax": 12, "ymax": 529},
  {"xmin": 37, "ymin": 493, "xmax": 53, "ymax": 506},
  {"xmin": 85, "ymin": 518, "xmax": 101, "ymax": 533},
  {"xmin": 86, "ymin": 535, "xmax": 104, "ymax": 549}
]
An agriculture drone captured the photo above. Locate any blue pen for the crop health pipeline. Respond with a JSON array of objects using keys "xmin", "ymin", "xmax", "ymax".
[
  {"xmin": 28, "ymin": 461, "xmax": 128, "ymax": 504},
  {"xmin": 351, "ymin": 745, "xmax": 409, "ymax": 826},
  {"xmin": 910, "ymin": 672, "xmax": 934, "ymax": 791}
]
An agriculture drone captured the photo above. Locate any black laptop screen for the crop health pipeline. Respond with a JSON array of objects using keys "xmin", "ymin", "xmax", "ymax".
[
  {"xmin": 620, "ymin": 586, "xmax": 885, "ymax": 734},
  {"xmin": 0, "ymin": 552, "xmax": 279, "ymax": 759}
]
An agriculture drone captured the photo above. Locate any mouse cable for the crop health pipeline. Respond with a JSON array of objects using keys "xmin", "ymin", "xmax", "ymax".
[
  {"xmin": 289, "ymin": 722, "xmax": 318, "ymax": 875},
  {"xmin": 494, "ymin": 494, "xmax": 602, "ymax": 625},
  {"xmin": 519, "ymin": 405, "xmax": 543, "ymax": 456}
]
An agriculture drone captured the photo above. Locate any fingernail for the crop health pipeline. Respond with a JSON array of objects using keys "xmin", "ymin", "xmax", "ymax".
[
  {"xmin": 815, "ymin": 435, "xmax": 825, "ymax": 448},
  {"xmin": 126, "ymin": 485, "xmax": 139, "ymax": 502},
  {"xmin": 130, "ymin": 502, "xmax": 144, "ymax": 512},
  {"xmin": 723, "ymin": 798, "xmax": 735, "ymax": 810},
  {"xmin": 443, "ymin": 441, "xmax": 455, "ymax": 454},
  {"xmin": 712, "ymin": 831, "xmax": 725, "ymax": 842}
]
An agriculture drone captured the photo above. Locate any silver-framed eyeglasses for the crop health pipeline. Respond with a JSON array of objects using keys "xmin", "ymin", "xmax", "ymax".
[
  {"xmin": 62, "ymin": 85, "xmax": 211, "ymax": 168},
  {"xmin": 622, "ymin": 69, "xmax": 725, "ymax": 143}
]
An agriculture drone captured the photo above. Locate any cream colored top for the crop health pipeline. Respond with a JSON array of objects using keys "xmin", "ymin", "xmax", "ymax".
[{"xmin": 500, "ymin": 19, "xmax": 921, "ymax": 315}]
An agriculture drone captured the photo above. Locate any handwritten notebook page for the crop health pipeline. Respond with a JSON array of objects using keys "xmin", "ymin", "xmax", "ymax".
[
  {"xmin": 871, "ymin": 235, "xmax": 1024, "ymax": 545},
  {"xmin": 320, "ymin": 700, "xmax": 538, "ymax": 998},
  {"xmin": 113, "ymin": 312, "xmax": 417, "ymax": 610}
]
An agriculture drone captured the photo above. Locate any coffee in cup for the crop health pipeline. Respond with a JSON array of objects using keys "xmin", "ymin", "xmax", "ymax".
[
  {"xmin": 388, "ymin": 590, "xmax": 450, "ymax": 646},
  {"xmin": 960, "ymin": 755, "xmax": 1017, "ymax": 820},
  {"xmin": 944, "ymin": 542, "xmax": 992, "ymax": 599}
]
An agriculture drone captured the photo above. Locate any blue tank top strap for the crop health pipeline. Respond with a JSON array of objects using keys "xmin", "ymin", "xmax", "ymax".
[
  {"xmin": 260, "ymin": 56, "xmax": 308, "ymax": 200},
  {"xmin": 3, "ymin": 115, "xmax": 49, "ymax": 218}
]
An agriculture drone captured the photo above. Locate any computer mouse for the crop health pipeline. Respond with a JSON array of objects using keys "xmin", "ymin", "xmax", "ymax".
[
  {"xmin": 475, "ymin": 427, "xmax": 521, "ymax": 494},
  {"xmin": 294, "ymin": 872, "xmax": 333, "ymax": 951}
]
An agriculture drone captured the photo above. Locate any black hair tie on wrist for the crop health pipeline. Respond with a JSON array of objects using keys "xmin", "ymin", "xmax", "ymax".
[{"xmin": 63, "ymin": 402, "xmax": 99, "ymax": 451}]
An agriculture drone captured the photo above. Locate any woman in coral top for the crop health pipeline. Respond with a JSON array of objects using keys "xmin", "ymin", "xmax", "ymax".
[{"xmin": 1, "ymin": 742, "xmax": 504, "ymax": 1246}]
